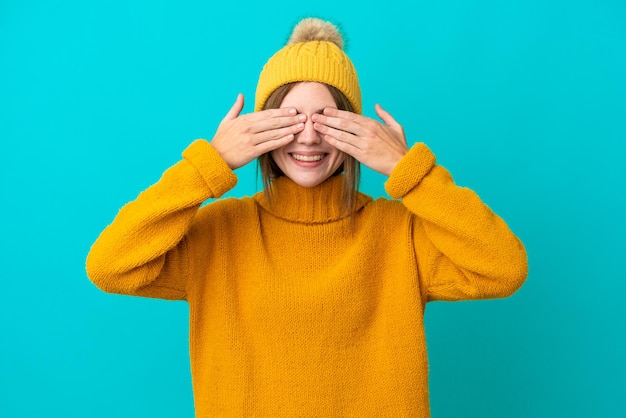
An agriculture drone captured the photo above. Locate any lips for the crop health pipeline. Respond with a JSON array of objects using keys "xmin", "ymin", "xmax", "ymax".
[{"xmin": 290, "ymin": 153, "xmax": 327, "ymax": 162}]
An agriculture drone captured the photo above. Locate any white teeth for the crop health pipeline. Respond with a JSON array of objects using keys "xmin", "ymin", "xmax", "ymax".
[{"xmin": 292, "ymin": 153, "xmax": 324, "ymax": 162}]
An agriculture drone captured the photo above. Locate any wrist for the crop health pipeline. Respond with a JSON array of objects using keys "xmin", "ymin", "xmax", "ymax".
[{"xmin": 384, "ymin": 143, "xmax": 435, "ymax": 198}]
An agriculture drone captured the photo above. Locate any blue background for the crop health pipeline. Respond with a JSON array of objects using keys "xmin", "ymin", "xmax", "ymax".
[{"xmin": 1, "ymin": 0, "xmax": 624, "ymax": 416}]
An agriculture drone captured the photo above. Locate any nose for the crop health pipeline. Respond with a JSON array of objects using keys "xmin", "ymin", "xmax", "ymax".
[{"xmin": 295, "ymin": 117, "xmax": 322, "ymax": 145}]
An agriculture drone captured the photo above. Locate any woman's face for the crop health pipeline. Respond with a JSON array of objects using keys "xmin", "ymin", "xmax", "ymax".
[{"xmin": 271, "ymin": 82, "xmax": 345, "ymax": 188}]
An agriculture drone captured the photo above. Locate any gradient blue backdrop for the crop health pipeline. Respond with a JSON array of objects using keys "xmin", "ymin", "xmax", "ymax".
[{"xmin": 1, "ymin": 0, "xmax": 624, "ymax": 417}]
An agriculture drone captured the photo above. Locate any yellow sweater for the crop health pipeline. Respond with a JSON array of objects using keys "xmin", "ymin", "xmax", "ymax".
[{"xmin": 86, "ymin": 139, "xmax": 527, "ymax": 417}]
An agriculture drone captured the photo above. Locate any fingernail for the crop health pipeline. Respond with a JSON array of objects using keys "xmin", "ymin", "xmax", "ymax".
[
  {"xmin": 298, "ymin": 114, "xmax": 306, "ymax": 122},
  {"xmin": 288, "ymin": 108, "xmax": 297, "ymax": 115}
]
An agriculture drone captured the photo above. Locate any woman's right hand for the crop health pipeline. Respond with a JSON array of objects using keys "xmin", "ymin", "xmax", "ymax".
[{"xmin": 210, "ymin": 94, "xmax": 306, "ymax": 169}]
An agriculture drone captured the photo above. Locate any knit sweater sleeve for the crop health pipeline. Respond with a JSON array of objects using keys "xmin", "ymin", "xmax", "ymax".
[
  {"xmin": 385, "ymin": 143, "xmax": 528, "ymax": 302},
  {"xmin": 86, "ymin": 139, "xmax": 237, "ymax": 300}
]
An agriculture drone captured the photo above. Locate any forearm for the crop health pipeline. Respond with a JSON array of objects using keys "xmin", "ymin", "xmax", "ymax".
[
  {"xmin": 86, "ymin": 140, "xmax": 237, "ymax": 299},
  {"xmin": 386, "ymin": 143, "xmax": 528, "ymax": 300}
]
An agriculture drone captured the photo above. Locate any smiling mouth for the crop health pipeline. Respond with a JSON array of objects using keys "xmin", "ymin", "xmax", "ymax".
[{"xmin": 290, "ymin": 153, "xmax": 327, "ymax": 162}]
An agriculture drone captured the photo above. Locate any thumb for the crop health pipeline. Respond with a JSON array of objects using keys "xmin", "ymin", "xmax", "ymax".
[
  {"xmin": 375, "ymin": 104, "xmax": 399, "ymax": 126},
  {"xmin": 223, "ymin": 93, "xmax": 244, "ymax": 122}
]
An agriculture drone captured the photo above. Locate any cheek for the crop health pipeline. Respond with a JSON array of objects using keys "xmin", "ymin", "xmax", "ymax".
[
  {"xmin": 332, "ymin": 151, "xmax": 346, "ymax": 169},
  {"xmin": 270, "ymin": 149, "xmax": 286, "ymax": 168}
]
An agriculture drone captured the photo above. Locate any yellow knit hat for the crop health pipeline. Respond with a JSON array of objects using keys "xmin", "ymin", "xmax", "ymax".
[{"xmin": 255, "ymin": 18, "xmax": 362, "ymax": 114}]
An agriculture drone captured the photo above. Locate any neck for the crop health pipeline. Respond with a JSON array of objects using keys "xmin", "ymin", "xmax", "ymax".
[{"xmin": 254, "ymin": 175, "xmax": 370, "ymax": 224}]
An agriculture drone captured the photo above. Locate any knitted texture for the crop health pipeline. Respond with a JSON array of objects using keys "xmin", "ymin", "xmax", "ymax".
[
  {"xmin": 255, "ymin": 40, "xmax": 362, "ymax": 114},
  {"xmin": 86, "ymin": 140, "xmax": 528, "ymax": 417}
]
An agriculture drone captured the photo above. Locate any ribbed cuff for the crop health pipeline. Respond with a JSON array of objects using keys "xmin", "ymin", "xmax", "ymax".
[
  {"xmin": 182, "ymin": 139, "xmax": 237, "ymax": 197},
  {"xmin": 384, "ymin": 143, "xmax": 436, "ymax": 199}
]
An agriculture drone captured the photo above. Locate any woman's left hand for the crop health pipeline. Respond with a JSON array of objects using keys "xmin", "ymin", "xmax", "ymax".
[{"xmin": 312, "ymin": 104, "xmax": 409, "ymax": 176}]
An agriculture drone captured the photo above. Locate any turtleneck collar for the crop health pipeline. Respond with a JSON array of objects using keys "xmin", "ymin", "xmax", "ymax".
[{"xmin": 254, "ymin": 175, "xmax": 371, "ymax": 224}]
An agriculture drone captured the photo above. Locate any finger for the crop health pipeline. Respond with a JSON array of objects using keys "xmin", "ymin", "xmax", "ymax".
[
  {"xmin": 254, "ymin": 121, "xmax": 305, "ymax": 143},
  {"xmin": 322, "ymin": 107, "xmax": 361, "ymax": 122},
  {"xmin": 314, "ymin": 122, "xmax": 362, "ymax": 149},
  {"xmin": 223, "ymin": 94, "xmax": 245, "ymax": 122},
  {"xmin": 252, "ymin": 107, "xmax": 299, "ymax": 120},
  {"xmin": 322, "ymin": 132, "xmax": 362, "ymax": 158},
  {"xmin": 249, "ymin": 114, "xmax": 306, "ymax": 135},
  {"xmin": 312, "ymin": 112, "xmax": 364, "ymax": 136},
  {"xmin": 253, "ymin": 133, "xmax": 296, "ymax": 155},
  {"xmin": 374, "ymin": 104, "xmax": 399, "ymax": 127}
]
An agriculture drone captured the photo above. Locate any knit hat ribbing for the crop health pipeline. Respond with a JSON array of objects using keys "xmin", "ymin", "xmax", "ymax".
[{"xmin": 255, "ymin": 18, "xmax": 362, "ymax": 114}]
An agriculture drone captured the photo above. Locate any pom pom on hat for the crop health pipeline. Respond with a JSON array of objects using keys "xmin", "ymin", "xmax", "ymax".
[
  {"xmin": 287, "ymin": 18, "xmax": 344, "ymax": 49},
  {"xmin": 255, "ymin": 18, "xmax": 361, "ymax": 114}
]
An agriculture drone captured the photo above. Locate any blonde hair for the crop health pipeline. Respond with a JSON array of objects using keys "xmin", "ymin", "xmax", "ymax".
[{"xmin": 258, "ymin": 82, "xmax": 360, "ymax": 216}]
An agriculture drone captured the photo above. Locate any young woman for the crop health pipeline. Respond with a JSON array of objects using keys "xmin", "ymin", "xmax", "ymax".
[{"xmin": 87, "ymin": 18, "xmax": 527, "ymax": 417}]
